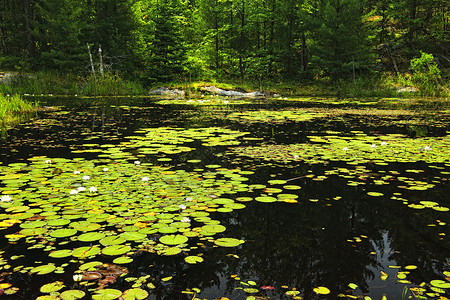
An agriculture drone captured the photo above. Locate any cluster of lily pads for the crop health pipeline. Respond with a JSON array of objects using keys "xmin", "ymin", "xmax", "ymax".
[
  {"xmin": 231, "ymin": 132, "xmax": 450, "ymax": 165},
  {"xmin": 0, "ymin": 153, "xmax": 252, "ymax": 298},
  {"xmin": 227, "ymin": 110, "xmax": 326, "ymax": 124}
]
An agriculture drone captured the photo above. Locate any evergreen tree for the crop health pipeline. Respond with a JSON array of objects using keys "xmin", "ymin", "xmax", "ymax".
[
  {"xmin": 33, "ymin": 0, "xmax": 86, "ymax": 71},
  {"xmin": 308, "ymin": 0, "xmax": 375, "ymax": 79},
  {"xmin": 144, "ymin": 0, "xmax": 188, "ymax": 83}
]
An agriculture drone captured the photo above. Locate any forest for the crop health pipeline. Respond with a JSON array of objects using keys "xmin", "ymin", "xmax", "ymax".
[{"xmin": 0, "ymin": 0, "xmax": 449, "ymax": 93}]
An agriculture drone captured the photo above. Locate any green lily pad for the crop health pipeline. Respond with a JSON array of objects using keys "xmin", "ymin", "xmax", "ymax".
[
  {"xmin": 40, "ymin": 281, "xmax": 65, "ymax": 293},
  {"xmin": 159, "ymin": 234, "xmax": 188, "ymax": 245},
  {"xmin": 214, "ymin": 238, "xmax": 244, "ymax": 247},
  {"xmin": 113, "ymin": 256, "xmax": 133, "ymax": 264},
  {"xmin": 49, "ymin": 249, "xmax": 73, "ymax": 258},
  {"xmin": 50, "ymin": 228, "xmax": 77, "ymax": 238},
  {"xmin": 102, "ymin": 245, "xmax": 132, "ymax": 256},
  {"xmin": 78, "ymin": 232, "xmax": 106, "ymax": 242},
  {"xmin": 201, "ymin": 224, "xmax": 226, "ymax": 234},
  {"xmin": 100, "ymin": 235, "xmax": 126, "ymax": 246},
  {"xmin": 60, "ymin": 290, "xmax": 86, "ymax": 300},
  {"xmin": 430, "ymin": 280, "xmax": 450, "ymax": 289},
  {"xmin": 122, "ymin": 288, "xmax": 149, "ymax": 300},
  {"xmin": 30, "ymin": 264, "xmax": 56, "ymax": 275},
  {"xmin": 79, "ymin": 261, "xmax": 103, "ymax": 270},
  {"xmin": 160, "ymin": 247, "xmax": 182, "ymax": 256},
  {"xmin": 72, "ymin": 246, "xmax": 101, "ymax": 258},
  {"xmin": 255, "ymin": 196, "xmax": 277, "ymax": 203},
  {"xmin": 185, "ymin": 256, "xmax": 204, "ymax": 264},
  {"xmin": 92, "ymin": 288, "xmax": 123, "ymax": 300}
]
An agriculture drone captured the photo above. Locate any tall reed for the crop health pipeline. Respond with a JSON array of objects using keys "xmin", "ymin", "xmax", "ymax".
[{"xmin": 0, "ymin": 94, "xmax": 38, "ymax": 128}]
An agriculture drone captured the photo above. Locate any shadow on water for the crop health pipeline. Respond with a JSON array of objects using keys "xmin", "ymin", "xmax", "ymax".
[{"xmin": 0, "ymin": 96, "xmax": 449, "ymax": 299}]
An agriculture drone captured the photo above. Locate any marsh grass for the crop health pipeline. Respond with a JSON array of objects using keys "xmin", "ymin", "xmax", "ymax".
[
  {"xmin": 0, "ymin": 94, "xmax": 38, "ymax": 128},
  {"xmin": 0, "ymin": 71, "xmax": 146, "ymax": 96},
  {"xmin": 81, "ymin": 73, "xmax": 147, "ymax": 96}
]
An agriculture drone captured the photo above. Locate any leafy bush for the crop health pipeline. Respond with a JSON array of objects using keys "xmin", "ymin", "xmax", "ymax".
[{"xmin": 410, "ymin": 52, "xmax": 442, "ymax": 96}]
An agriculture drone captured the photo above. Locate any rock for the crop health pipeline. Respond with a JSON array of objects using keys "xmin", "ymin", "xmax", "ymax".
[
  {"xmin": 148, "ymin": 87, "xmax": 185, "ymax": 97},
  {"xmin": 200, "ymin": 86, "xmax": 266, "ymax": 98},
  {"xmin": 396, "ymin": 86, "xmax": 418, "ymax": 93}
]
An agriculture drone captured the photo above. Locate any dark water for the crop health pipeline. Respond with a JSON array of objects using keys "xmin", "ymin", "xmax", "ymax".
[{"xmin": 1, "ymin": 96, "xmax": 450, "ymax": 300}]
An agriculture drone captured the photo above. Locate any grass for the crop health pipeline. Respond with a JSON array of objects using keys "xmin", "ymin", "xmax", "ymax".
[
  {"xmin": 0, "ymin": 71, "xmax": 147, "ymax": 96},
  {"xmin": 0, "ymin": 70, "xmax": 448, "ymax": 99},
  {"xmin": 0, "ymin": 94, "xmax": 39, "ymax": 129}
]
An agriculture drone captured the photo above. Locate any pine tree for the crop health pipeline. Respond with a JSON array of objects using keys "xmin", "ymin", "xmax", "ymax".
[
  {"xmin": 33, "ymin": 0, "xmax": 86, "ymax": 71},
  {"xmin": 145, "ymin": 0, "xmax": 188, "ymax": 83},
  {"xmin": 308, "ymin": 0, "xmax": 374, "ymax": 79}
]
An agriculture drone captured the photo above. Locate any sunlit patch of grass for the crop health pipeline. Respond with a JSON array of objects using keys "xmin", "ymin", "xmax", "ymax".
[{"xmin": 0, "ymin": 94, "xmax": 38, "ymax": 129}]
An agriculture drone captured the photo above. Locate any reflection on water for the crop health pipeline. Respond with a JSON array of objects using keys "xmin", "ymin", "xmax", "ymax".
[{"xmin": 0, "ymin": 96, "xmax": 449, "ymax": 299}]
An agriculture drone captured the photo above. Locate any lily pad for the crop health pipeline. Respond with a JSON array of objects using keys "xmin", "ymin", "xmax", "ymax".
[
  {"xmin": 92, "ymin": 288, "xmax": 123, "ymax": 300},
  {"xmin": 214, "ymin": 238, "xmax": 244, "ymax": 247},
  {"xmin": 159, "ymin": 234, "xmax": 188, "ymax": 245},
  {"xmin": 102, "ymin": 245, "xmax": 132, "ymax": 256},
  {"xmin": 60, "ymin": 290, "xmax": 86, "ymax": 300},
  {"xmin": 185, "ymin": 256, "xmax": 204, "ymax": 264},
  {"xmin": 30, "ymin": 264, "xmax": 56, "ymax": 275},
  {"xmin": 40, "ymin": 281, "xmax": 65, "ymax": 293},
  {"xmin": 122, "ymin": 288, "xmax": 149, "ymax": 300}
]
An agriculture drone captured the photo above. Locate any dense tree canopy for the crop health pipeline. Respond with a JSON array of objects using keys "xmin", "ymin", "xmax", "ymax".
[{"xmin": 0, "ymin": 0, "xmax": 448, "ymax": 83}]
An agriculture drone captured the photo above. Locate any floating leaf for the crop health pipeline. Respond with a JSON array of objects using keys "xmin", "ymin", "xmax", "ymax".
[
  {"xmin": 430, "ymin": 280, "xmax": 450, "ymax": 289},
  {"xmin": 30, "ymin": 264, "xmax": 56, "ymax": 275},
  {"xmin": 60, "ymin": 290, "xmax": 86, "ymax": 300},
  {"xmin": 40, "ymin": 281, "xmax": 65, "ymax": 293},
  {"xmin": 102, "ymin": 245, "xmax": 132, "ymax": 256},
  {"xmin": 122, "ymin": 288, "xmax": 149, "ymax": 300},
  {"xmin": 159, "ymin": 234, "xmax": 188, "ymax": 245},
  {"xmin": 49, "ymin": 249, "xmax": 73, "ymax": 258},
  {"xmin": 50, "ymin": 228, "xmax": 77, "ymax": 238},
  {"xmin": 92, "ymin": 288, "xmax": 122, "ymax": 300},
  {"xmin": 313, "ymin": 286, "xmax": 330, "ymax": 295},
  {"xmin": 185, "ymin": 256, "xmax": 204, "ymax": 264},
  {"xmin": 214, "ymin": 238, "xmax": 244, "ymax": 247}
]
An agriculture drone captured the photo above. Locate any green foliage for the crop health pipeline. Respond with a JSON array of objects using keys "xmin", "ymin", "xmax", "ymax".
[
  {"xmin": 0, "ymin": 94, "xmax": 38, "ymax": 128},
  {"xmin": 142, "ymin": 0, "xmax": 188, "ymax": 84},
  {"xmin": 0, "ymin": 0, "xmax": 447, "ymax": 94},
  {"xmin": 308, "ymin": 0, "xmax": 375, "ymax": 80},
  {"xmin": 410, "ymin": 52, "xmax": 442, "ymax": 96},
  {"xmin": 80, "ymin": 72, "xmax": 147, "ymax": 96}
]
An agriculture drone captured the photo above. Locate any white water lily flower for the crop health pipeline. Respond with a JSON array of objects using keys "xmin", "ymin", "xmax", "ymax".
[
  {"xmin": 181, "ymin": 217, "xmax": 191, "ymax": 223},
  {"xmin": 73, "ymin": 274, "xmax": 82, "ymax": 282},
  {"xmin": 381, "ymin": 142, "xmax": 388, "ymax": 145},
  {"xmin": 103, "ymin": 167, "xmax": 109, "ymax": 172},
  {"xmin": 185, "ymin": 197, "xmax": 193, "ymax": 202},
  {"xmin": 74, "ymin": 170, "xmax": 81, "ymax": 175},
  {"xmin": 77, "ymin": 187, "xmax": 86, "ymax": 192},
  {"xmin": 141, "ymin": 176, "xmax": 149, "ymax": 182},
  {"xmin": 89, "ymin": 186, "xmax": 98, "ymax": 193},
  {"xmin": 370, "ymin": 144, "xmax": 377, "ymax": 148},
  {"xmin": 69, "ymin": 189, "xmax": 78, "ymax": 195},
  {"xmin": 224, "ymin": 100, "xmax": 229, "ymax": 104},
  {"xmin": 134, "ymin": 160, "xmax": 141, "ymax": 165},
  {"xmin": 82, "ymin": 175, "xmax": 90, "ymax": 180},
  {"xmin": 179, "ymin": 204, "xmax": 187, "ymax": 210},
  {"xmin": 294, "ymin": 155, "xmax": 300, "ymax": 159},
  {"xmin": 0, "ymin": 195, "xmax": 12, "ymax": 202},
  {"xmin": 342, "ymin": 147, "xmax": 349, "ymax": 151},
  {"xmin": 44, "ymin": 159, "xmax": 52, "ymax": 164},
  {"xmin": 424, "ymin": 145, "xmax": 432, "ymax": 150}
]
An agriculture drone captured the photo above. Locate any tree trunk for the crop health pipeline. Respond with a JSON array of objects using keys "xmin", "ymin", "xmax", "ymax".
[
  {"xmin": 23, "ymin": 0, "xmax": 35, "ymax": 57},
  {"xmin": 238, "ymin": 0, "xmax": 245, "ymax": 79},
  {"xmin": 301, "ymin": 32, "xmax": 307, "ymax": 72}
]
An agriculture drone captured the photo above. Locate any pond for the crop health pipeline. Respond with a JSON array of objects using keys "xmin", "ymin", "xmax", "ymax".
[{"xmin": 0, "ymin": 95, "xmax": 449, "ymax": 300}]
